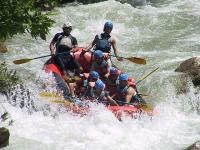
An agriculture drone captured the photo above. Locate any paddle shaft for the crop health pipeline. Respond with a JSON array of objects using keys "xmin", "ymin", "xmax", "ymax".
[
  {"xmin": 136, "ymin": 67, "xmax": 159, "ymax": 85},
  {"xmin": 109, "ymin": 54, "xmax": 130, "ymax": 60},
  {"xmin": 33, "ymin": 51, "xmax": 70, "ymax": 60}
]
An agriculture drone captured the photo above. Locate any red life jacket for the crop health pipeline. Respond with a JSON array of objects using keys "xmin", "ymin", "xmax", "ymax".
[
  {"xmin": 127, "ymin": 77, "xmax": 136, "ymax": 88},
  {"xmin": 92, "ymin": 53, "xmax": 109, "ymax": 78},
  {"xmin": 73, "ymin": 48, "xmax": 92, "ymax": 73}
]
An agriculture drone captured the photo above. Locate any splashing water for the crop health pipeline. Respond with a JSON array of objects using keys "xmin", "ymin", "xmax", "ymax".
[{"xmin": 1, "ymin": 0, "xmax": 200, "ymax": 149}]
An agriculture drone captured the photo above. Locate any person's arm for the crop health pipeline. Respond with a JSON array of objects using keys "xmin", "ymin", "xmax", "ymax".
[
  {"xmin": 71, "ymin": 37, "xmax": 79, "ymax": 52},
  {"xmin": 111, "ymin": 37, "xmax": 123, "ymax": 61},
  {"xmin": 125, "ymin": 87, "xmax": 136, "ymax": 104},
  {"xmin": 49, "ymin": 33, "xmax": 59, "ymax": 55},
  {"xmin": 105, "ymin": 91, "xmax": 118, "ymax": 106},
  {"xmin": 50, "ymin": 40, "xmax": 56, "ymax": 55},
  {"xmin": 85, "ymin": 35, "xmax": 98, "ymax": 51}
]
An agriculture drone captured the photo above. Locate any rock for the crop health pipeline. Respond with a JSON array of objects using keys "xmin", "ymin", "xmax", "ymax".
[
  {"xmin": 0, "ymin": 127, "xmax": 10, "ymax": 148},
  {"xmin": 185, "ymin": 141, "xmax": 200, "ymax": 150},
  {"xmin": 0, "ymin": 43, "xmax": 8, "ymax": 53},
  {"xmin": 175, "ymin": 57, "xmax": 200, "ymax": 86}
]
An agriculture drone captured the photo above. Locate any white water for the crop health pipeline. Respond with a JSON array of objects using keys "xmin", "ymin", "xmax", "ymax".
[{"xmin": 1, "ymin": 0, "xmax": 200, "ymax": 149}]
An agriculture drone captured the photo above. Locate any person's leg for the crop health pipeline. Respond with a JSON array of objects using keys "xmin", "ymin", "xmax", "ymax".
[
  {"xmin": 53, "ymin": 55, "xmax": 67, "ymax": 74},
  {"xmin": 53, "ymin": 73, "xmax": 71, "ymax": 100}
]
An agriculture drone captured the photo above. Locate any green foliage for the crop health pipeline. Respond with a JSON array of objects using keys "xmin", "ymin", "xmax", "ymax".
[
  {"xmin": 0, "ymin": 62, "xmax": 20, "ymax": 93},
  {"xmin": 0, "ymin": 0, "xmax": 55, "ymax": 41}
]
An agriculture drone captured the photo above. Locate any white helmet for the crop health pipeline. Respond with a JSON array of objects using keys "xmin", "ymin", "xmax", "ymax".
[{"xmin": 62, "ymin": 22, "xmax": 72, "ymax": 28}]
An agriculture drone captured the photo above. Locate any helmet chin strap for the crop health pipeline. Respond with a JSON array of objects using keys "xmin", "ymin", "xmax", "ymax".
[{"xmin": 64, "ymin": 32, "xmax": 70, "ymax": 36}]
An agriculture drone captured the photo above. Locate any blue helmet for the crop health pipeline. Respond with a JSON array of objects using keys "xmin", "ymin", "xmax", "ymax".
[
  {"xmin": 104, "ymin": 21, "xmax": 113, "ymax": 30},
  {"xmin": 95, "ymin": 79, "xmax": 105, "ymax": 90},
  {"xmin": 110, "ymin": 67, "xmax": 120, "ymax": 75},
  {"xmin": 94, "ymin": 50, "xmax": 103, "ymax": 59},
  {"xmin": 119, "ymin": 73, "xmax": 128, "ymax": 81},
  {"xmin": 89, "ymin": 71, "xmax": 99, "ymax": 79}
]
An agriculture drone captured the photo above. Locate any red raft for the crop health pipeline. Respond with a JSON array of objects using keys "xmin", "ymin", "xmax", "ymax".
[
  {"xmin": 107, "ymin": 105, "xmax": 153, "ymax": 119},
  {"xmin": 43, "ymin": 48, "xmax": 153, "ymax": 119}
]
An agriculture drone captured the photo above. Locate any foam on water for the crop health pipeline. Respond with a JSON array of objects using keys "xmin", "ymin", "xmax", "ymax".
[{"xmin": 2, "ymin": 0, "xmax": 200, "ymax": 149}]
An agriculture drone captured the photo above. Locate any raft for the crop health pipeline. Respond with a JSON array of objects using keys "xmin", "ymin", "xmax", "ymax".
[{"xmin": 42, "ymin": 48, "xmax": 153, "ymax": 119}]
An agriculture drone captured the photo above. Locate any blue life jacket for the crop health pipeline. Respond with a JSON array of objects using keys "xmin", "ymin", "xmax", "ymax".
[
  {"xmin": 95, "ymin": 33, "xmax": 111, "ymax": 53},
  {"xmin": 116, "ymin": 85, "xmax": 146, "ymax": 105}
]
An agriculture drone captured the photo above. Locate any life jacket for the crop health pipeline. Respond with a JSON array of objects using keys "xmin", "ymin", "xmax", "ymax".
[
  {"xmin": 73, "ymin": 49, "xmax": 92, "ymax": 73},
  {"xmin": 127, "ymin": 77, "xmax": 136, "ymax": 88},
  {"xmin": 44, "ymin": 63, "xmax": 62, "ymax": 78},
  {"xmin": 56, "ymin": 34, "xmax": 74, "ymax": 53},
  {"xmin": 95, "ymin": 33, "xmax": 111, "ymax": 53},
  {"xmin": 105, "ymin": 78, "xmax": 118, "ymax": 97},
  {"xmin": 92, "ymin": 53, "xmax": 109, "ymax": 78},
  {"xmin": 113, "ymin": 77, "xmax": 137, "ymax": 105},
  {"xmin": 74, "ymin": 73, "xmax": 89, "ymax": 94}
]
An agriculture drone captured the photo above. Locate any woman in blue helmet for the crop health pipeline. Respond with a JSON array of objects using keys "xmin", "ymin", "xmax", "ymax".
[{"xmin": 85, "ymin": 21, "xmax": 123, "ymax": 64}]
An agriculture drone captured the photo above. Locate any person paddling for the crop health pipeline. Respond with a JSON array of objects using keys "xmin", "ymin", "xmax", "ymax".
[
  {"xmin": 82, "ymin": 71, "xmax": 100, "ymax": 98},
  {"xmin": 90, "ymin": 50, "xmax": 111, "ymax": 80},
  {"xmin": 49, "ymin": 22, "xmax": 78, "ymax": 80},
  {"xmin": 85, "ymin": 21, "xmax": 123, "ymax": 66},
  {"xmin": 113, "ymin": 73, "xmax": 146, "ymax": 106},
  {"xmin": 105, "ymin": 67, "xmax": 121, "ymax": 97},
  {"xmin": 93, "ymin": 79, "xmax": 118, "ymax": 106}
]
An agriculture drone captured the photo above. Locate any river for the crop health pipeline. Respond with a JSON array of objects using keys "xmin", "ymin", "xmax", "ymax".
[{"xmin": 1, "ymin": 0, "xmax": 200, "ymax": 149}]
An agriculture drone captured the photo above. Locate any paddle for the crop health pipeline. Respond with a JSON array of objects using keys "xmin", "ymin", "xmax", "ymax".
[
  {"xmin": 115, "ymin": 100, "xmax": 152, "ymax": 111},
  {"xmin": 136, "ymin": 67, "xmax": 159, "ymax": 85},
  {"xmin": 13, "ymin": 51, "xmax": 70, "ymax": 65},
  {"xmin": 50, "ymin": 99, "xmax": 66, "ymax": 104},
  {"xmin": 39, "ymin": 91, "xmax": 63, "ymax": 98},
  {"xmin": 109, "ymin": 54, "xmax": 146, "ymax": 65}
]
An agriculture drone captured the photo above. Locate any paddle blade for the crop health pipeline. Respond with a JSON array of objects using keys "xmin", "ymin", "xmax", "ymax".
[
  {"xmin": 13, "ymin": 58, "xmax": 33, "ymax": 65},
  {"xmin": 126, "ymin": 57, "xmax": 146, "ymax": 65},
  {"xmin": 135, "ymin": 104, "xmax": 153, "ymax": 111},
  {"xmin": 50, "ymin": 99, "xmax": 66, "ymax": 104},
  {"xmin": 39, "ymin": 91, "xmax": 62, "ymax": 98}
]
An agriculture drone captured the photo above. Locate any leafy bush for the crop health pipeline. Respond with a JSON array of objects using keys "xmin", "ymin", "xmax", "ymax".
[
  {"xmin": 0, "ymin": 0, "xmax": 55, "ymax": 41},
  {"xmin": 0, "ymin": 62, "xmax": 20, "ymax": 94}
]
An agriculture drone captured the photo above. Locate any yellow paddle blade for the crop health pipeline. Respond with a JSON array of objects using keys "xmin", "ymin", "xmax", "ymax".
[
  {"xmin": 39, "ymin": 92, "xmax": 63, "ymax": 98},
  {"xmin": 13, "ymin": 58, "xmax": 33, "ymax": 65},
  {"xmin": 135, "ymin": 104, "xmax": 153, "ymax": 111},
  {"xmin": 126, "ymin": 57, "xmax": 147, "ymax": 65},
  {"xmin": 50, "ymin": 99, "xmax": 66, "ymax": 104}
]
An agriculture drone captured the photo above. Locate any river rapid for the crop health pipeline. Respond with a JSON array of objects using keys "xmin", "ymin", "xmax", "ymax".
[{"xmin": 1, "ymin": 0, "xmax": 200, "ymax": 149}]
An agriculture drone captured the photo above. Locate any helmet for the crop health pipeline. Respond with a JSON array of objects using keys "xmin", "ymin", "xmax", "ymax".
[
  {"xmin": 89, "ymin": 71, "xmax": 99, "ymax": 79},
  {"xmin": 119, "ymin": 73, "xmax": 128, "ymax": 81},
  {"xmin": 95, "ymin": 79, "xmax": 105, "ymax": 90},
  {"xmin": 94, "ymin": 50, "xmax": 103, "ymax": 59},
  {"xmin": 104, "ymin": 21, "xmax": 113, "ymax": 30},
  {"xmin": 110, "ymin": 67, "xmax": 120, "ymax": 75},
  {"xmin": 63, "ymin": 22, "xmax": 72, "ymax": 28}
]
